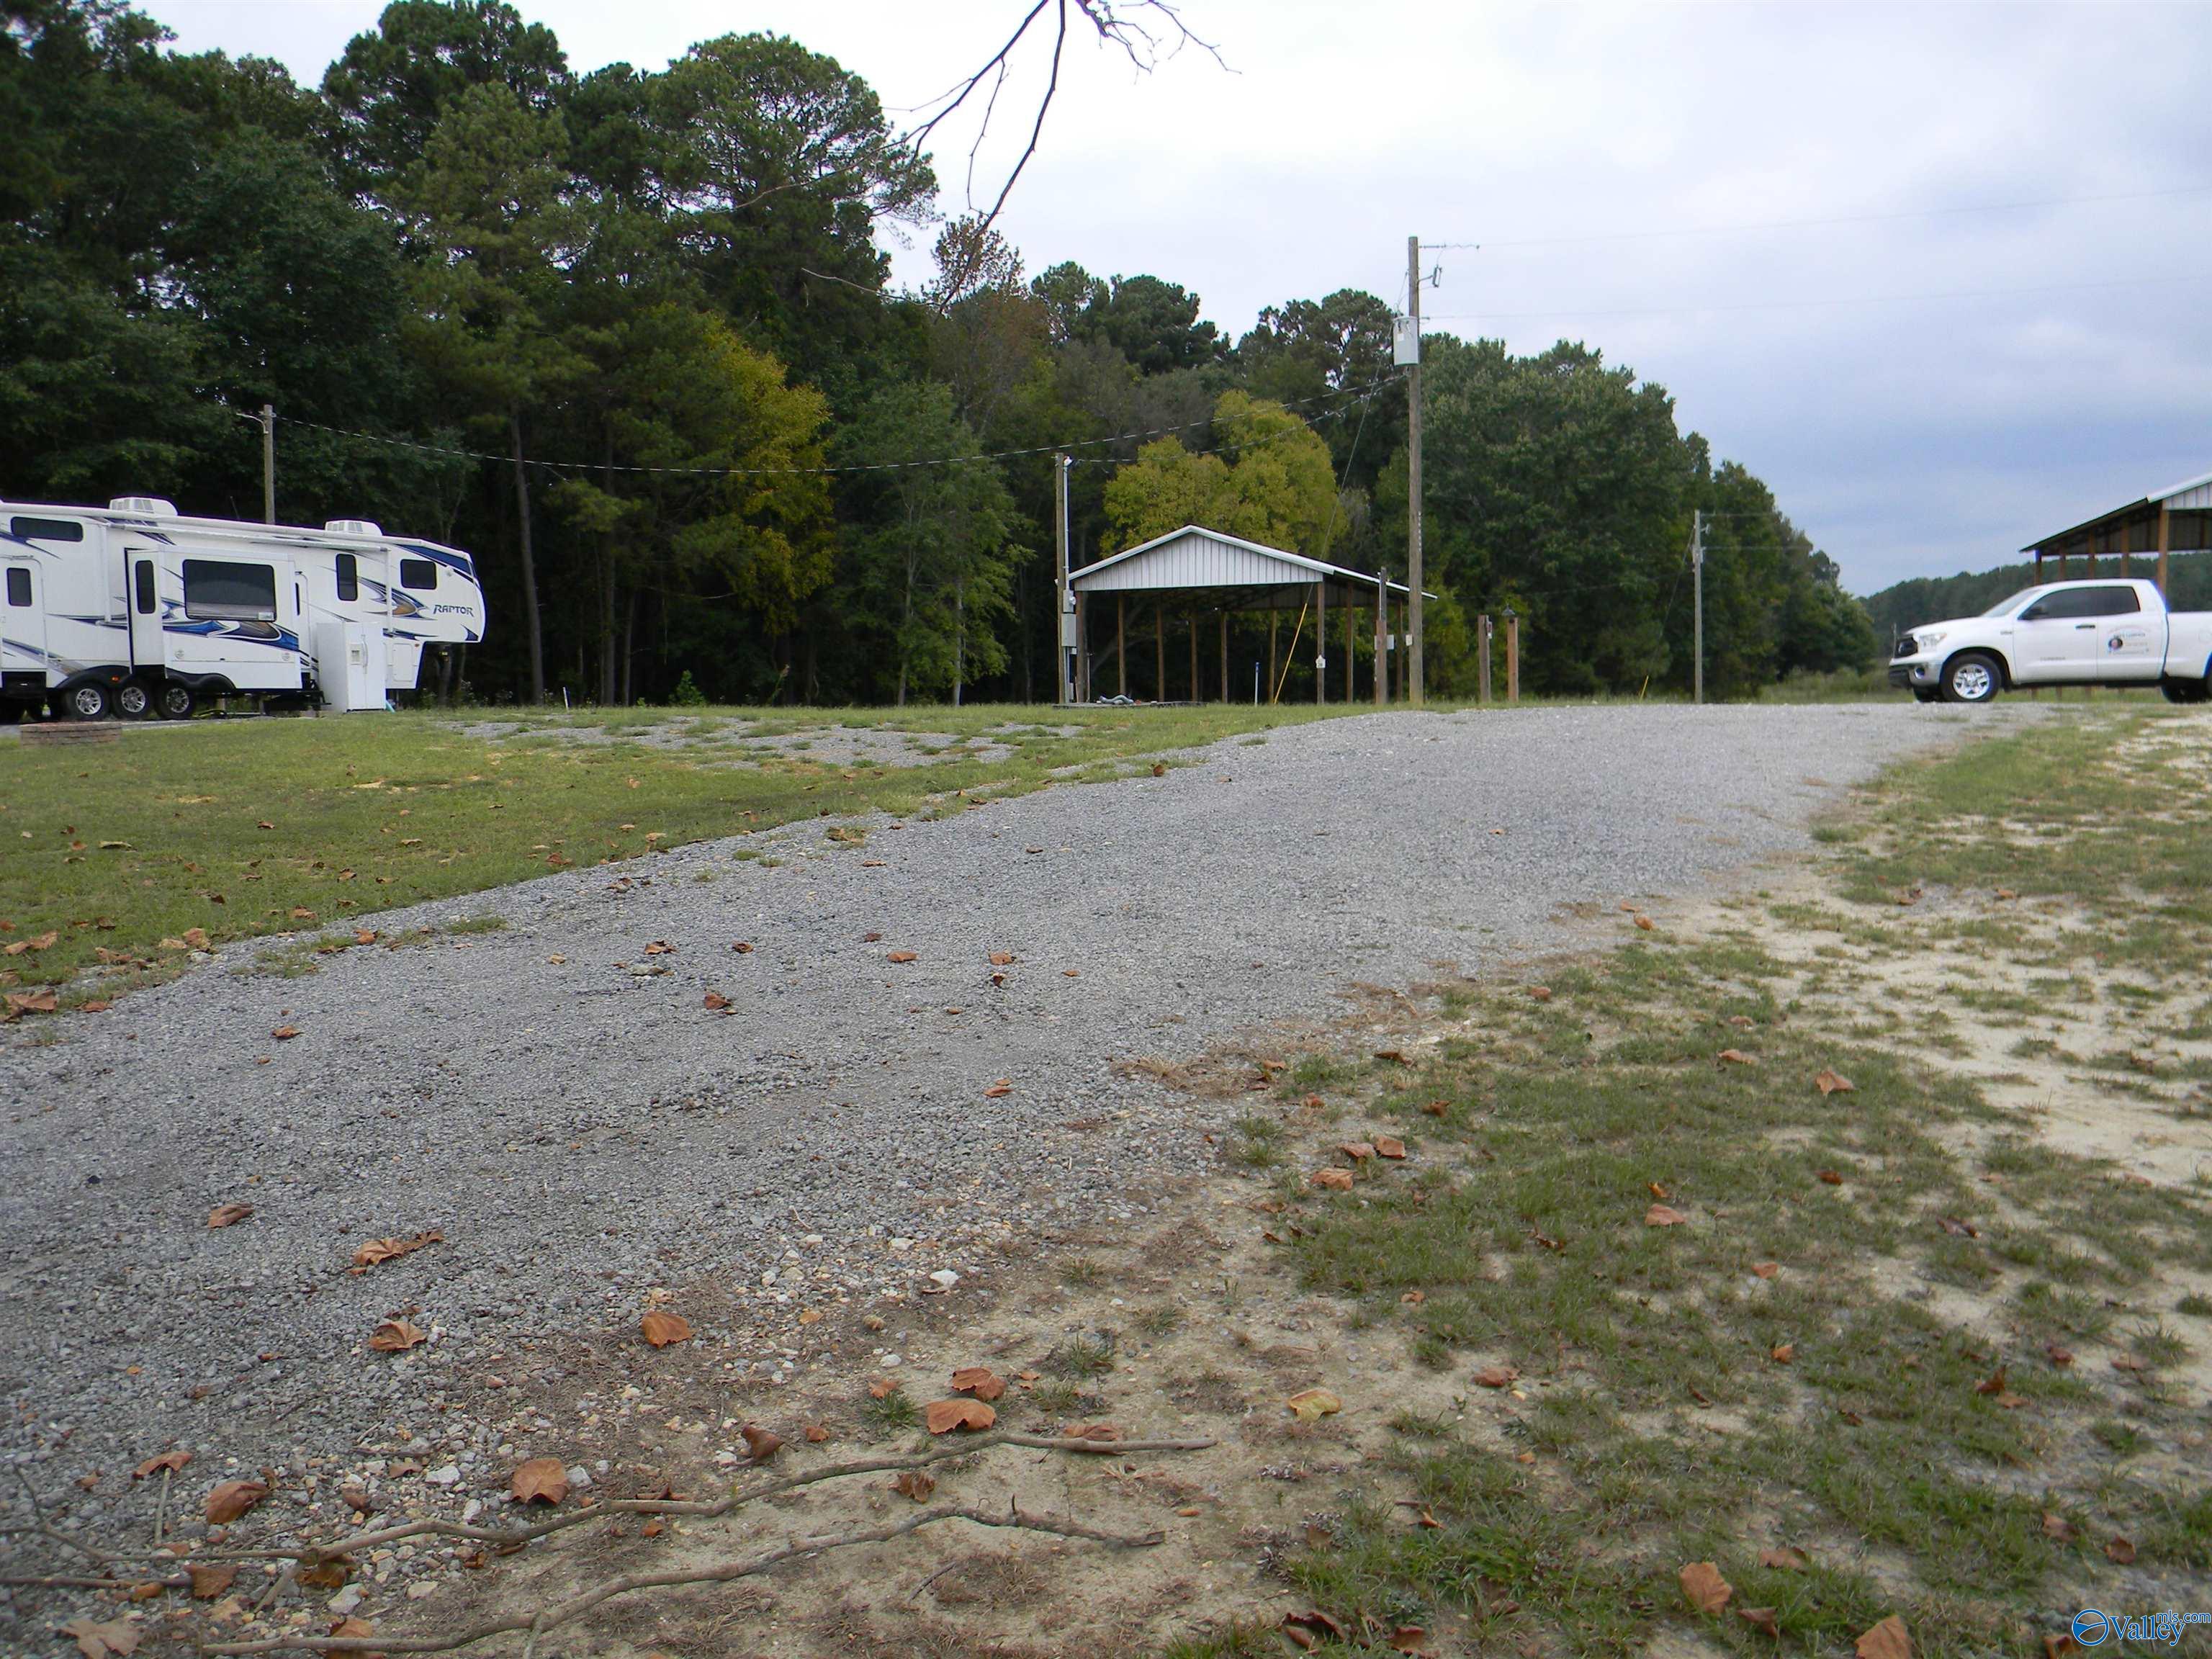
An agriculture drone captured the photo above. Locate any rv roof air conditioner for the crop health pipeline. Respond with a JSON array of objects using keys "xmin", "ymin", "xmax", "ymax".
[
  {"xmin": 109, "ymin": 496, "xmax": 179, "ymax": 516},
  {"xmin": 324, "ymin": 520, "xmax": 383, "ymax": 536}
]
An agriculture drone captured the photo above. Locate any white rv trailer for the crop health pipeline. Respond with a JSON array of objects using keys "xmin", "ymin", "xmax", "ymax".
[{"xmin": 0, "ymin": 497, "xmax": 485, "ymax": 721}]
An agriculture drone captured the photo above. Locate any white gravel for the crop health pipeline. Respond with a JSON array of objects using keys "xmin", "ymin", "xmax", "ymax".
[{"xmin": 0, "ymin": 703, "xmax": 2020, "ymax": 1524}]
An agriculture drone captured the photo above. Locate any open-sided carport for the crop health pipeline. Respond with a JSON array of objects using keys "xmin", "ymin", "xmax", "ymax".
[
  {"xmin": 2024, "ymin": 468, "xmax": 2212, "ymax": 593},
  {"xmin": 1065, "ymin": 524, "xmax": 1422, "ymax": 705}
]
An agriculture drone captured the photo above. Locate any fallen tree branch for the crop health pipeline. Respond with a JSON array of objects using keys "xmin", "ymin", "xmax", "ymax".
[
  {"xmin": 261, "ymin": 1432, "xmax": 1214, "ymax": 1564},
  {"xmin": 0, "ymin": 1523, "xmax": 113, "ymax": 1565},
  {"xmin": 0, "ymin": 1572, "xmax": 186, "ymax": 1591},
  {"xmin": 203, "ymin": 1503, "xmax": 1164, "ymax": 1657}
]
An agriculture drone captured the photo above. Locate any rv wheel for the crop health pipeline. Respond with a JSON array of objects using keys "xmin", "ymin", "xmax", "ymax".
[
  {"xmin": 60, "ymin": 682, "xmax": 112, "ymax": 721},
  {"xmin": 157, "ymin": 682, "xmax": 197, "ymax": 720},
  {"xmin": 117, "ymin": 680, "xmax": 156, "ymax": 719},
  {"xmin": 0, "ymin": 701, "xmax": 22, "ymax": 725}
]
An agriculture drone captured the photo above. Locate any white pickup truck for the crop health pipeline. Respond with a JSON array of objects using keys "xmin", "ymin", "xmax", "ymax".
[{"xmin": 1889, "ymin": 578, "xmax": 2212, "ymax": 705}]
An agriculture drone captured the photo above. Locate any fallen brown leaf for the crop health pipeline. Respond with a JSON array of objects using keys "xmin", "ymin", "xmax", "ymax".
[
  {"xmin": 1750, "ymin": 1261, "xmax": 1780, "ymax": 1279},
  {"xmin": 1679, "ymin": 1560, "xmax": 1732, "ymax": 1614},
  {"xmin": 208, "ymin": 1202, "xmax": 255, "ymax": 1229},
  {"xmin": 1771, "ymin": 1343, "xmax": 1794, "ymax": 1364},
  {"xmin": 640, "ymin": 1310, "xmax": 693, "ymax": 1348},
  {"xmin": 2104, "ymin": 1534, "xmax": 2136, "ymax": 1564},
  {"xmin": 1814, "ymin": 1068, "xmax": 1856, "ymax": 1095},
  {"xmin": 1736, "ymin": 1606, "xmax": 1781, "ymax": 1639},
  {"xmin": 132, "ymin": 1450, "xmax": 191, "ymax": 1480},
  {"xmin": 60, "ymin": 1618, "xmax": 140, "ymax": 1659},
  {"xmin": 368, "ymin": 1319, "xmax": 426, "ymax": 1353},
  {"xmin": 1310, "ymin": 1168, "xmax": 1354, "ymax": 1191},
  {"xmin": 923, "ymin": 1398, "xmax": 995, "ymax": 1434},
  {"xmin": 868, "ymin": 1377, "xmax": 899, "ymax": 1400},
  {"xmin": 804, "ymin": 1424, "xmax": 831, "ymax": 1444},
  {"xmin": 886, "ymin": 949, "xmax": 917, "ymax": 963},
  {"xmin": 204, "ymin": 1479, "xmax": 268, "ymax": 1525},
  {"xmin": 1645, "ymin": 1203, "xmax": 1689, "ymax": 1227},
  {"xmin": 270, "ymin": 1024, "xmax": 301, "ymax": 1040},
  {"xmin": 950, "ymin": 1366, "xmax": 1006, "ymax": 1401},
  {"xmin": 739, "ymin": 1424, "xmax": 783, "ymax": 1461},
  {"xmin": 188, "ymin": 1563, "xmax": 237, "ymax": 1599},
  {"xmin": 891, "ymin": 1468, "xmax": 936, "ymax": 1502},
  {"xmin": 511, "ymin": 1458, "xmax": 567, "ymax": 1506},
  {"xmin": 350, "ymin": 1229, "xmax": 442, "ymax": 1269},
  {"xmin": 1473, "ymin": 1365, "xmax": 1518, "ymax": 1389},
  {"xmin": 1856, "ymin": 1616, "xmax": 1912, "ymax": 1659},
  {"xmin": 1635, "ymin": 914, "xmax": 1656, "ymax": 930},
  {"xmin": 1286, "ymin": 1387, "xmax": 1341, "ymax": 1422},
  {"xmin": 703, "ymin": 991, "xmax": 730, "ymax": 1011},
  {"xmin": 1757, "ymin": 1545, "xmax": 1810, "ymax": 1571},
  {"xmin": 1717, "ymin": 1048, "xmax": 1755, "ymax": 1065},
  {"xmin": 1374, "ymin": 1136, "xmax": 1408, "ymax": 1159}
]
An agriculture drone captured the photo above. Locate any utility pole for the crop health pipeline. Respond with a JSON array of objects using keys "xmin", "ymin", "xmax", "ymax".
[
  {"xmin": 1404, "ymin": 235, "xmax": 1425, "ymax": 705},
  {"xmin": 1053, "ymin": 453, "xmax": 1073, "ymax": 706},
  {"xmin": 234, "ymin": 404, "xmax": 276, "ymax": 523},
  {"xmin": 1691, "ymin": 508, "xmax": 1706, "ymax": 706}
]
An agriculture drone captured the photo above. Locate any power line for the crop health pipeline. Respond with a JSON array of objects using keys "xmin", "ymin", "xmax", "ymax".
[
  {"xmin": 264, "ymin": 372, "xmax": 1397, "ymax": 480},
  {"xmin": 1423, "ymin": 180, "xmax": 2212, "ymax": 253},
  {"xmin": 1417, "ymin": 271, "xmax": 2208, "ymax": 325}
]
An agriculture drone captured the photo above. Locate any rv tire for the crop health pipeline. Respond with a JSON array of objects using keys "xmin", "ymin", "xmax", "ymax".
[
  {"xmin": 117, "ymin": 679, "xmax": 156, "ymax": 719},
  {"xmin": 60, "ymin": 681, "xmax": 112, "ymax": 721},
  {"xmin": 0, "ymin": 701, "xmax": 22, "ymax": 725},
  {"xmin": 157, "ymin": 681, "xmax": 197, "ymax": 720}
]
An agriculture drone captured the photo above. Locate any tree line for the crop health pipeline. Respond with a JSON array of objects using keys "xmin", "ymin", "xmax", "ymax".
[{"xmin": 1, "ymin": 0, "xmax": 1881, "ymax": 705}]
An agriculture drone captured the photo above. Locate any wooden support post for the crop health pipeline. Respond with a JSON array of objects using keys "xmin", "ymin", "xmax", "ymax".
[
  {"xmin": 1154, "ymin": 603, "xmax": 1165, "ymax": 702},
  {"xmin": 2158, "ymin": 505, "xmax": 2172, "ymax": 598},
  {"xmin": 1478, "ymin": 614, "xmax": 1492, "ymax": 704},
  {"xmin": 1074, "ymin": 592, "xmax": 1089, "ymax": 703},
  {"xmin": 1344, "ymin": 588, "xmax": 1355, "ymax": 703},
  {"xmin": 1506, "ymin": 613, "xmax": 1520, "ymax": 703},
  {"xmin": 1219, "ymin": 610, "xmax": 1229, "ymax": 703},
  {"xmin": 1314, "ymin": 580, "xmax": 1326, "ymax": 705},
  {"xmin": 1268, "ymin": 610, "xmax": 1279, "ymax": 705},
  {"xmin": 1117, "ymin": 595, "xmax": 1127, "ymax": 698},
  {"xmin": 1372, "ymin": 574, "xmax": 1387, "ymax": 706},
  {"xmin": 1189, "ymin": 608, "xmax": 1199, "ymax": 703}
]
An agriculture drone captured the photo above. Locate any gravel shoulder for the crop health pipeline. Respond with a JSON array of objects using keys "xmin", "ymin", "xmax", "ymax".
[{"xmin": 0, "ymin": 704, "xmax": 2023, "ymax": 1566}]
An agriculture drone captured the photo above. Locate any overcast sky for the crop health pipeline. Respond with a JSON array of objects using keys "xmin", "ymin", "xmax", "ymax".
[{"xmin": 156, "ymin": 1, "xmax": 2212, "ymax": 595}]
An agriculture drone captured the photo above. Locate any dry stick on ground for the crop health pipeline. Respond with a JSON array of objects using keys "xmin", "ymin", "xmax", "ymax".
[
  {"xmin": 243, "ymin": 1432, "xmax": 1213, "ymax": 1566},
  {"xmin": 204, "ymin": 1504, "xmax": 1166, "ymax": 1659}
]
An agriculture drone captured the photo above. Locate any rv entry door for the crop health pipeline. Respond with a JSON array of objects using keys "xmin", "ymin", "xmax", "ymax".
[{"xmin": 125, "ymin": 549, "xmax": 164, "ymax": 670}]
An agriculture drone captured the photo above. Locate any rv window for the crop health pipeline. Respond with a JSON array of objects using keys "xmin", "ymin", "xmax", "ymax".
[
  {"xmin": 134, "ymin": 559, "xmax": 156, "ymax": 613},
  {"xmin": 399, "ymin": 557, "xmax": 437, "ymax": 591},
  {"xmin": 9, "ymin": 516, "xmax": 84, "ymax": 543},
  {"xmin": 5, "ymin": 568, "xmax": 29, "ymax": 607},
  {"xmin": 181, "ymin": 559, "xmax": 277, "ymax": 622},
  {"xmin": 336, "ymin": 552, "xmax": 359, "ymax": 603}
]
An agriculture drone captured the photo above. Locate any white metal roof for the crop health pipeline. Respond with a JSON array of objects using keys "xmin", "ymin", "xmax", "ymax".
[
  {"xmin": 2149, "ymin": 468, "xmax": 2212, "ymax": 511},
  {"xmin": 1069, "ymin": 524, "xmax": 1421, "ymax": 595}
]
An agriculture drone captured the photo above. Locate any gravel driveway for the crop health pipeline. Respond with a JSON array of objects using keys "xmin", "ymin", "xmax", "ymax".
[{"xmin": 0, "ymin": 703, "xmax": 2015, "ymax": 1519}]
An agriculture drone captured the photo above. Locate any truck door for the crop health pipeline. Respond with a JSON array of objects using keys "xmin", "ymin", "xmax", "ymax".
[
  {"xmin": 2088, "ymin": 585, "xmax": 2159, "ymax": 681},
  {"xmin": 125, "ymin": 547, "xmax": 165, "ymax": 670},
  {"xmin": 2010, "ymin": 588, "xmax": 2110, "ymax": 684}
]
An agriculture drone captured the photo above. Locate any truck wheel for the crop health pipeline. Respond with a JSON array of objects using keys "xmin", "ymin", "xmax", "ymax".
[
  {"xmin": 60, "ymin": 681, "xmax": 112, "ymax": 721},
  {"xmin": 1941, "ymin": 653, "xmax": 2001, "ymax": 705},
  {"xmin": 2162, "ymin": 677, "xmax": 2211, "ymax": 705},
  {"xmin": 116, "ymin": 679, "xmax": 157, "ymax": 719},
  {"xmin": 157, "ymin": 681, "xmax": 197, "ymax": 720}
]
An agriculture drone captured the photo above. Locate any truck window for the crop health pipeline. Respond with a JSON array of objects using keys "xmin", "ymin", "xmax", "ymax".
[
  {"xmin": 336, "ymin": 552, "xmax": 359, "ymax": 602},
  {"xmin": 399, "ymin": 557, "xmax": 437, "ymax": 591},
  {"xmin": 9, "ymin": 516, "xmax": 84, "ymax": 543},
  {"xmin": 182, "ymin": 559, "xmax": 278, "ymax": 622},
  {"xmin": 5, "ymin": 568, "xmax": 29, "ymax": 606},
  {"xmin": 2020, "ymin": 586, "xmax": 2139, "ymax": 622}
]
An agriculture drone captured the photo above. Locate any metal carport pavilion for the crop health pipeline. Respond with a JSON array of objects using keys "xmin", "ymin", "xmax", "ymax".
[
  {"xmin": 2023, "ymin": 468, "xmax": 2212, "ymax": 592},
  {"xmin": 1063, "ymin": 525, "xmax": 1424, "ymax": 706}
]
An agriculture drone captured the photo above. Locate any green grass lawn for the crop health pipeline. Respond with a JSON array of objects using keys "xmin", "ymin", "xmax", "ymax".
[
  {"xmin": 0, "ymin": 701, "xmax": 1354, "ymax": 1001},
  {"xmin": 1175, "ymin": 706, "xmax": 2212, "ymax": 1659}
]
